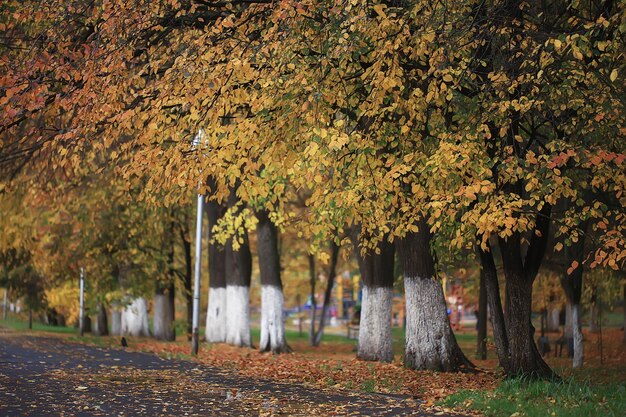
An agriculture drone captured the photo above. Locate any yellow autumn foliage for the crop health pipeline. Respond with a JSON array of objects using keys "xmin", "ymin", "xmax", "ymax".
[{"xmin": 45, "ymin": 282, "xmax": 79, "ymax": 326}]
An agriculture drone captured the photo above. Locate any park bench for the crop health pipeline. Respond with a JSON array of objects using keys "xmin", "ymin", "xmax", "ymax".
[{"xmin": 347, "ymin": 324, "xmax": 359, "ymax": 340}]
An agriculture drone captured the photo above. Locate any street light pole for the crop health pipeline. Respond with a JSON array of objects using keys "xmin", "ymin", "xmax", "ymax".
[
  {"xmin": 191, "ymin": 192, "xmax": 204, "ymax": 355},
  {"xmin": 79, "ymin": 267, "xmax": 85, "ymax": 337},
  {"xmin": 191, "ymin": 130, "xmax": 205, "ymax": 355}
]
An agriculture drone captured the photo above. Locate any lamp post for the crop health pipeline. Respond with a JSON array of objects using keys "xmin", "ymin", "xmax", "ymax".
[
  {"xmin": 79, "ymin": 267, "xmax": 85, "ymax": 337},
  {"xmin": 191, "ymin": 130, "xmax": 205, "ymax": 355}
]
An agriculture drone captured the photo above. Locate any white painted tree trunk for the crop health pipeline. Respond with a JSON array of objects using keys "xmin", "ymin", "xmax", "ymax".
[
  {"xmin": 547, "ymin": 307, "xmax": 560, "ymax": 332},
  {"xmin": 259, "ymin": 285, "xmax": 288, "ymax": 353},
  {"xmin": 110, "ymin": 310, "xmax": 122, "ymax": 336},
  {"xmin": 153, "ymin": 294, "xmax": 166, "ymax": 337},
  {"xmin": 205, "ymin": 287, "xmax": 227, "ymax": 343},
  {"xmin": 572, "ymin": 303, "xmax": 584, "ymax": 368},
  {"xmin": 153, "ymin": 294, "xmax": 174, "ymax": 341},
  {"xmin": 121, "ymin": 297, "xmax": 150, "ymax": 337},
  {"xmin": 226, "ymin": 285, "xmax": 251, "ymax": 347},
  {"xmin": 404, "ymin": 276, "xmax": 462, "ymax": 370},
  {"xmin": 358, "ymin": 286, "xmax": 393, "ymax": 362}
]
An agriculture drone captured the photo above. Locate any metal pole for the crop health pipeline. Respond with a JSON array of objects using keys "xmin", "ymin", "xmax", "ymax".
[
  {"xmin": 191, "ymin": 194, "xmax": 204, "ymax": 355},
  {"xmin": 79, "ymin": 267, "xmax": 85, "ymax": 337}
]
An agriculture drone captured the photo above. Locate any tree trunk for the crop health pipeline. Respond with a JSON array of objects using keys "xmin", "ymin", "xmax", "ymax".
[
  {"xmin": 121, "ymin": 297, "xmax": 150, "ymax": 337},
  {"xmin": 154, "ymin": 221, "xmax": 176, "ymax": 341},
  {"xmin": 28, "ymin": 308, "xmax": 32, "ymax": 329},
  {"xmin": 205, "ymin": 200, "xmax": 227, "ymax": 343},
  {"xmin": 504, "ymin": 271, "xmax": 552, "ymax": 377},
  {"xmin": 477, "ymin": 261, "xmax": 488, "ymax": 360},
  {"xmin": 308, "ymin": 254, "xmax": 317, "ymax": 345},
  {"xmin": 93, "ymin": 304, "xmax": 109, "ymax": 336},
  {"xmin": 180, "ymin": 226, "xmax": 193, "ymax": 341},
  {"xmin": 589, "ymin": 290, "xmax": 600, "ymax": 333},
  {"xmin": 547, "ymin": 307, "xmax": 560, "ymax": 332},
  {"xmin": 225, "ymin": 230, "xmax": 252, "ymax": 347},
  {"xmin": 623, "ymin": 283, "xmax": 626, "ymax": 345},
  {"xmin": 312, "ymin": 241, "xmax": 340, "ymax": 346},
  {"xmin": 82, "ymin": 316, "xmax": 92, "ymax": 333},
  {"xmin": 256, "ymin": 210, "xmax": 290, "ymax": 353},
  {"xmin": 399, "ymin": 223, "xmax": 472, "ymax": 371},
  {"xmin": 110, "ymin": 309, "xmax": 122, "ymax": 335},
  {"xmin": 560, "ymin": 221, "xmax": 587, "ymax": 368},
  {"xmin": 571, "ymin": 303, "xmax": 583, "ymax": 368},
  {"xmin": 2, "ymin": 289, "xmax": 7, "ymax": 320},
  {"xmin": 478, "ymin": 244, "xmax": 510, "ymax": 370},
  {"xmin": 153, "ymin": 283, "xmax": 175, "ymax": 341},
  {"xmin": 353, "ymin": 231, "xmax": 394, "ymax": 362}
]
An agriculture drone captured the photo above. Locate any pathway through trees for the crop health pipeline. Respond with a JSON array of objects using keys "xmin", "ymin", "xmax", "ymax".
[{"xmin": 0, "ymin": 328, "xmax": 463, "ymax": 416}]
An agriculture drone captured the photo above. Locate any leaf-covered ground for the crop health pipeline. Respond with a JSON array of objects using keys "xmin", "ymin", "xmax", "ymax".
[
  {"xmin": 126, "ymin": 327, "xmax": 626, "ymax": 404},
  {"xmin": 0, "ymin": 327, "xmax": 469, "ymax": 416},
  {"xmin": 3, "ymin": 323, "xmax": 624, "ymax": 416},
  {"xmin": 135, "ymin": 338, "xmax": 497, "ymax": 408}
]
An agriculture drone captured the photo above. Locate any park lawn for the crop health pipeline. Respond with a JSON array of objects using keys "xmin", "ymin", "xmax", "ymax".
[
  {"xmin": 441, "ymin": 377, "xmax": 626, "ymax": 417},
  {"xmin": 2, "ymin": 315, "xmax": 76, "ymax": 334},
  {"xmin": 3, "ymin": 314, "xmax": 625, "ymax": 417}
]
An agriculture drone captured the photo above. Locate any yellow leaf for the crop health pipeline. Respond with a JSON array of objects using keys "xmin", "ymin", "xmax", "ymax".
[
  {"xmin": 610, "ymin": 69, "xmax": 618, "ymax": 82},
  {"xmin": 372, "ymin": 4, "xmax": 387, "ymax": 18}
]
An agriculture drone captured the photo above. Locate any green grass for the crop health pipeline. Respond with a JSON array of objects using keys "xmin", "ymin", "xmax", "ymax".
[
  {"xmin": 441, "ymin": 377, "xmax": 626, "ymax": 417},
  {"xmin": 600, "ymin": 309, "xmax": 624, "ymax": 328},
  {"xmin": 251, "ymin": 327, "xmax": 358, "ymax": 345},
  {"xmin": 2, "ymin": 314, "xmax": 76, "ymax": 334}
]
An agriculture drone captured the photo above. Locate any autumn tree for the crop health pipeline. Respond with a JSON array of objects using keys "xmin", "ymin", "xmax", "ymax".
[
  {"xmin": 424, "ymin": 0, "xmax": 625, "ymax": 377},
  {"xmin": 205, "ymin": 197, "xmax": 227, "ymax": 343},
  {"xmin": 2, "ymin": 0, "xmax": 623, "ymax": 375}
]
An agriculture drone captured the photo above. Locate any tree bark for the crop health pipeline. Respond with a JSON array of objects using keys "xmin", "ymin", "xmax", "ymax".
[
  {"xmin": 93, "ymin": 303, "xmax": 109, "ymax": 336},
  {"xmin": 399, "ymin": 222, "xmax": 472, "ymax": 371},
  {"xmin": 180, "ymin": 225, "xmax": 193, "ymax": 341},
  {"xmin": 153, "ymin": 283, "xmax": 175, "ymax": 341},
  {"xmin": 308, "ymin": 253, "xmax": 317, "ymax": 345},
  {"xmin": 560, "ymin": 221, "xmax": 587, "ymax": 368},
  {"xmin": 478, "ymin": 244, "xmax": 510, "ymax": 370},
  {"xmin": 477, "ymin": 261, "xmax": 488, "ymax": 360},
  {"xmin": 353, "ymin": 231, "xmax": 394, "ymax": 362},
  {"xmin": 499, "ymin": 228, "xmax": 554, "ymax": 378},
  {"xmin": 547, "ymin": 306, "xmax": 560, "ymax": 332},
  {"xmin": 205, "ymin": 200, "xmax": 227, "ymax": 343},
  {"xmin": 110, "ymin": 309, "xmax": 122, "ymax": 335},
  {"xmin": 571, "ymin": 303, "xmax": 583, "ymax": 368},
  {"xmin": 3, "ymin": 288, "xmax": 7, "ymax": 320},
  {"xmin": 312, "ymin": 241, "xmax": 340, "ymax": 346},
  {"xmin": 589, "ymin": 289, "xmax": 600, "ymax": 333},
  {"xmin": 155, "ymin": 221, "xmax": 177, "ymax": 341},
  {"xmin": 256, "ymin": 210, "xmax": 290, "ymax": 353},
  {"xmin": 121, "ymin": 297, "xmax": 150, "ymax": 337},
  {"xmin": 225, "ymin": 229, "xmax": 252, "ymax": 347},
  {"xmin": 503, "ymin": 268, "xmax": 551, "ymax": 377}
]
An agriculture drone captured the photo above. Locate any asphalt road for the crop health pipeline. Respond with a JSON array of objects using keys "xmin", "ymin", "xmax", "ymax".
[{"xmin": 0, "ymin": 328, "xmax": 458, "ymax": 416}]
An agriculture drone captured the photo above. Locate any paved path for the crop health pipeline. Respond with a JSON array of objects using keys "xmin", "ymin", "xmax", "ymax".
[{"xmin": 0, "ymin": 328, "xmax": 459, "ymax": 416}]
